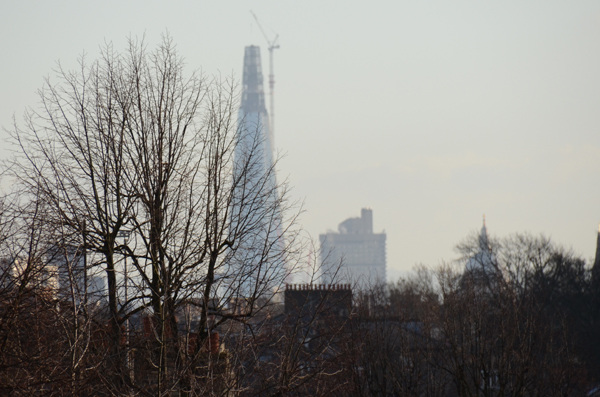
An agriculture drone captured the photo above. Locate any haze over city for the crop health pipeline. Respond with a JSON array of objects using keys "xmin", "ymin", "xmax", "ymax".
[{"xmin": 2, "ymin": 1, "xmax": 600, "ymax": 281}]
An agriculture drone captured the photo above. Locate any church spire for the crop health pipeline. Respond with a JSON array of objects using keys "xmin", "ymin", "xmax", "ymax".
[
  {"xmin": 465, "ymin": 216, "xmax": 497, "ymax": 275},
  {"xmin": 479, "ymin": 214, "xmax": 490, "ymax": 252}
]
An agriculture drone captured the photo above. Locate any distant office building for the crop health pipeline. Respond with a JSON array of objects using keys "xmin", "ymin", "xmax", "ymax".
[
  {"xmin": 47, "ymin": 244, "xmax": 105, "ymax": 303},
  {"xmin": 0, "ymin": 256, "xmax": 58, "ymax": 297},
  {"xmin": 319, "ymin": 208, "xmax": 386, "ymax": 286}
]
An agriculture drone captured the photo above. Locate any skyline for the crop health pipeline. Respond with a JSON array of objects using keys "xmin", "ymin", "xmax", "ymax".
[{"xmin": 2, "ymin": 1, "xmax": 600, "ymax": 280}]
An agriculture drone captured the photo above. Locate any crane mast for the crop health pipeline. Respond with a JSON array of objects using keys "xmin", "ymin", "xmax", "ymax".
[{"xmin": 251, "ymin": 11, "xmax": 279, "ymax": 147}]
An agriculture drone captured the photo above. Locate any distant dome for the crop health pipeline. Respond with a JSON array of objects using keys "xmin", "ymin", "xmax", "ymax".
[{"xmin": 464, "ymin": 218, "xmax": 497, "ymax": 275}]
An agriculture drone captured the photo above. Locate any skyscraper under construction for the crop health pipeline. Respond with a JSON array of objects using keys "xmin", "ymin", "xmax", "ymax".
[
  {"xmin": 238, "ymin": 45, "xmax": 275, "ymax": 172},
  {"xmin": 231, "ymin": 46, "xmax": 285, "ymax": 297}
]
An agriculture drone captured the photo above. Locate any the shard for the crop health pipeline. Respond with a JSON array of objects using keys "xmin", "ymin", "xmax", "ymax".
[
  {"xmin": 238, "ymin": 45, "xmax": 275, "ymax": 176},
  {"xmin": 230, "ymin": 46, "xmax": 285, "ymax": 298}
]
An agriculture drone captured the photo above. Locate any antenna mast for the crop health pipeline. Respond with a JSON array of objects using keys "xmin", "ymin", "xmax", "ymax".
[{"xmin": 251, "ymin": 11, "xmax": 279, "ymax": 145}]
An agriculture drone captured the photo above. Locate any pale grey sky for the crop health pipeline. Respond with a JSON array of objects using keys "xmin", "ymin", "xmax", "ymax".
[{"xmin": 2, "ymin": 1, "xmax": 600, "ymax": 280}]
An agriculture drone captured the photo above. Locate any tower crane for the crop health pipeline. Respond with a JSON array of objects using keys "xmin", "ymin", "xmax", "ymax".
[{"xmin": 250, "ymin": 11, "xmax": 279, "ymax": 146}]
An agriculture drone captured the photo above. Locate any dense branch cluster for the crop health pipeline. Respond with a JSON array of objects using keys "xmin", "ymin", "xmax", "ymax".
[
  {"xmin": 0, "ymin": 38, "xmax": 312, "ymax": 396},
  {"xmin": 343, "ymin": 234, "xmax": 600, "ymax": 396}
]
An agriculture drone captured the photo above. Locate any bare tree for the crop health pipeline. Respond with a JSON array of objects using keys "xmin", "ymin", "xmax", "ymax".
[
  {"xmin": 433, "ymin": 234, "xmax": 588, "ymax": 396},
  {"xmin": 336, "ymin": 233, "xmax": 592, "ymax": 397},
  {"xmin": 6, "ymin": 36, "xmax": 301, "ymax": 396}
]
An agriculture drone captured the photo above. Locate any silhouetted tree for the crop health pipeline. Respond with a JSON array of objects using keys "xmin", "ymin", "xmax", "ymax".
[{"xmin": 6, "ymin": 36, "xmax": 301, "ymax": 396}]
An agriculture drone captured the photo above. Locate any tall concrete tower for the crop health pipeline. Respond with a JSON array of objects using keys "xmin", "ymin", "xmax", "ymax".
[{"xmin": 231, "ymin": 46, "xmax": 285, "ymax": 297}]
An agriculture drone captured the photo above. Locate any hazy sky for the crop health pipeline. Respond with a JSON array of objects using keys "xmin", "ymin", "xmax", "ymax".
[{"xmin": 2, "ymin": 1, "xmax": 600, "ymax": 281}]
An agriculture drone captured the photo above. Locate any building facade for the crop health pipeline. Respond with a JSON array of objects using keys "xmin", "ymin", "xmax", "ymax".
[
  {"xmin": 319, "ymin": 208, "xmax": 386, "ymax": 287},
  {"xmin": 47, "ymin": 244, "xmax": 105, "ymax": 303},
  {"xmin": 285, "ymin": 283, "xmax": 352, "ymax": 318}
]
